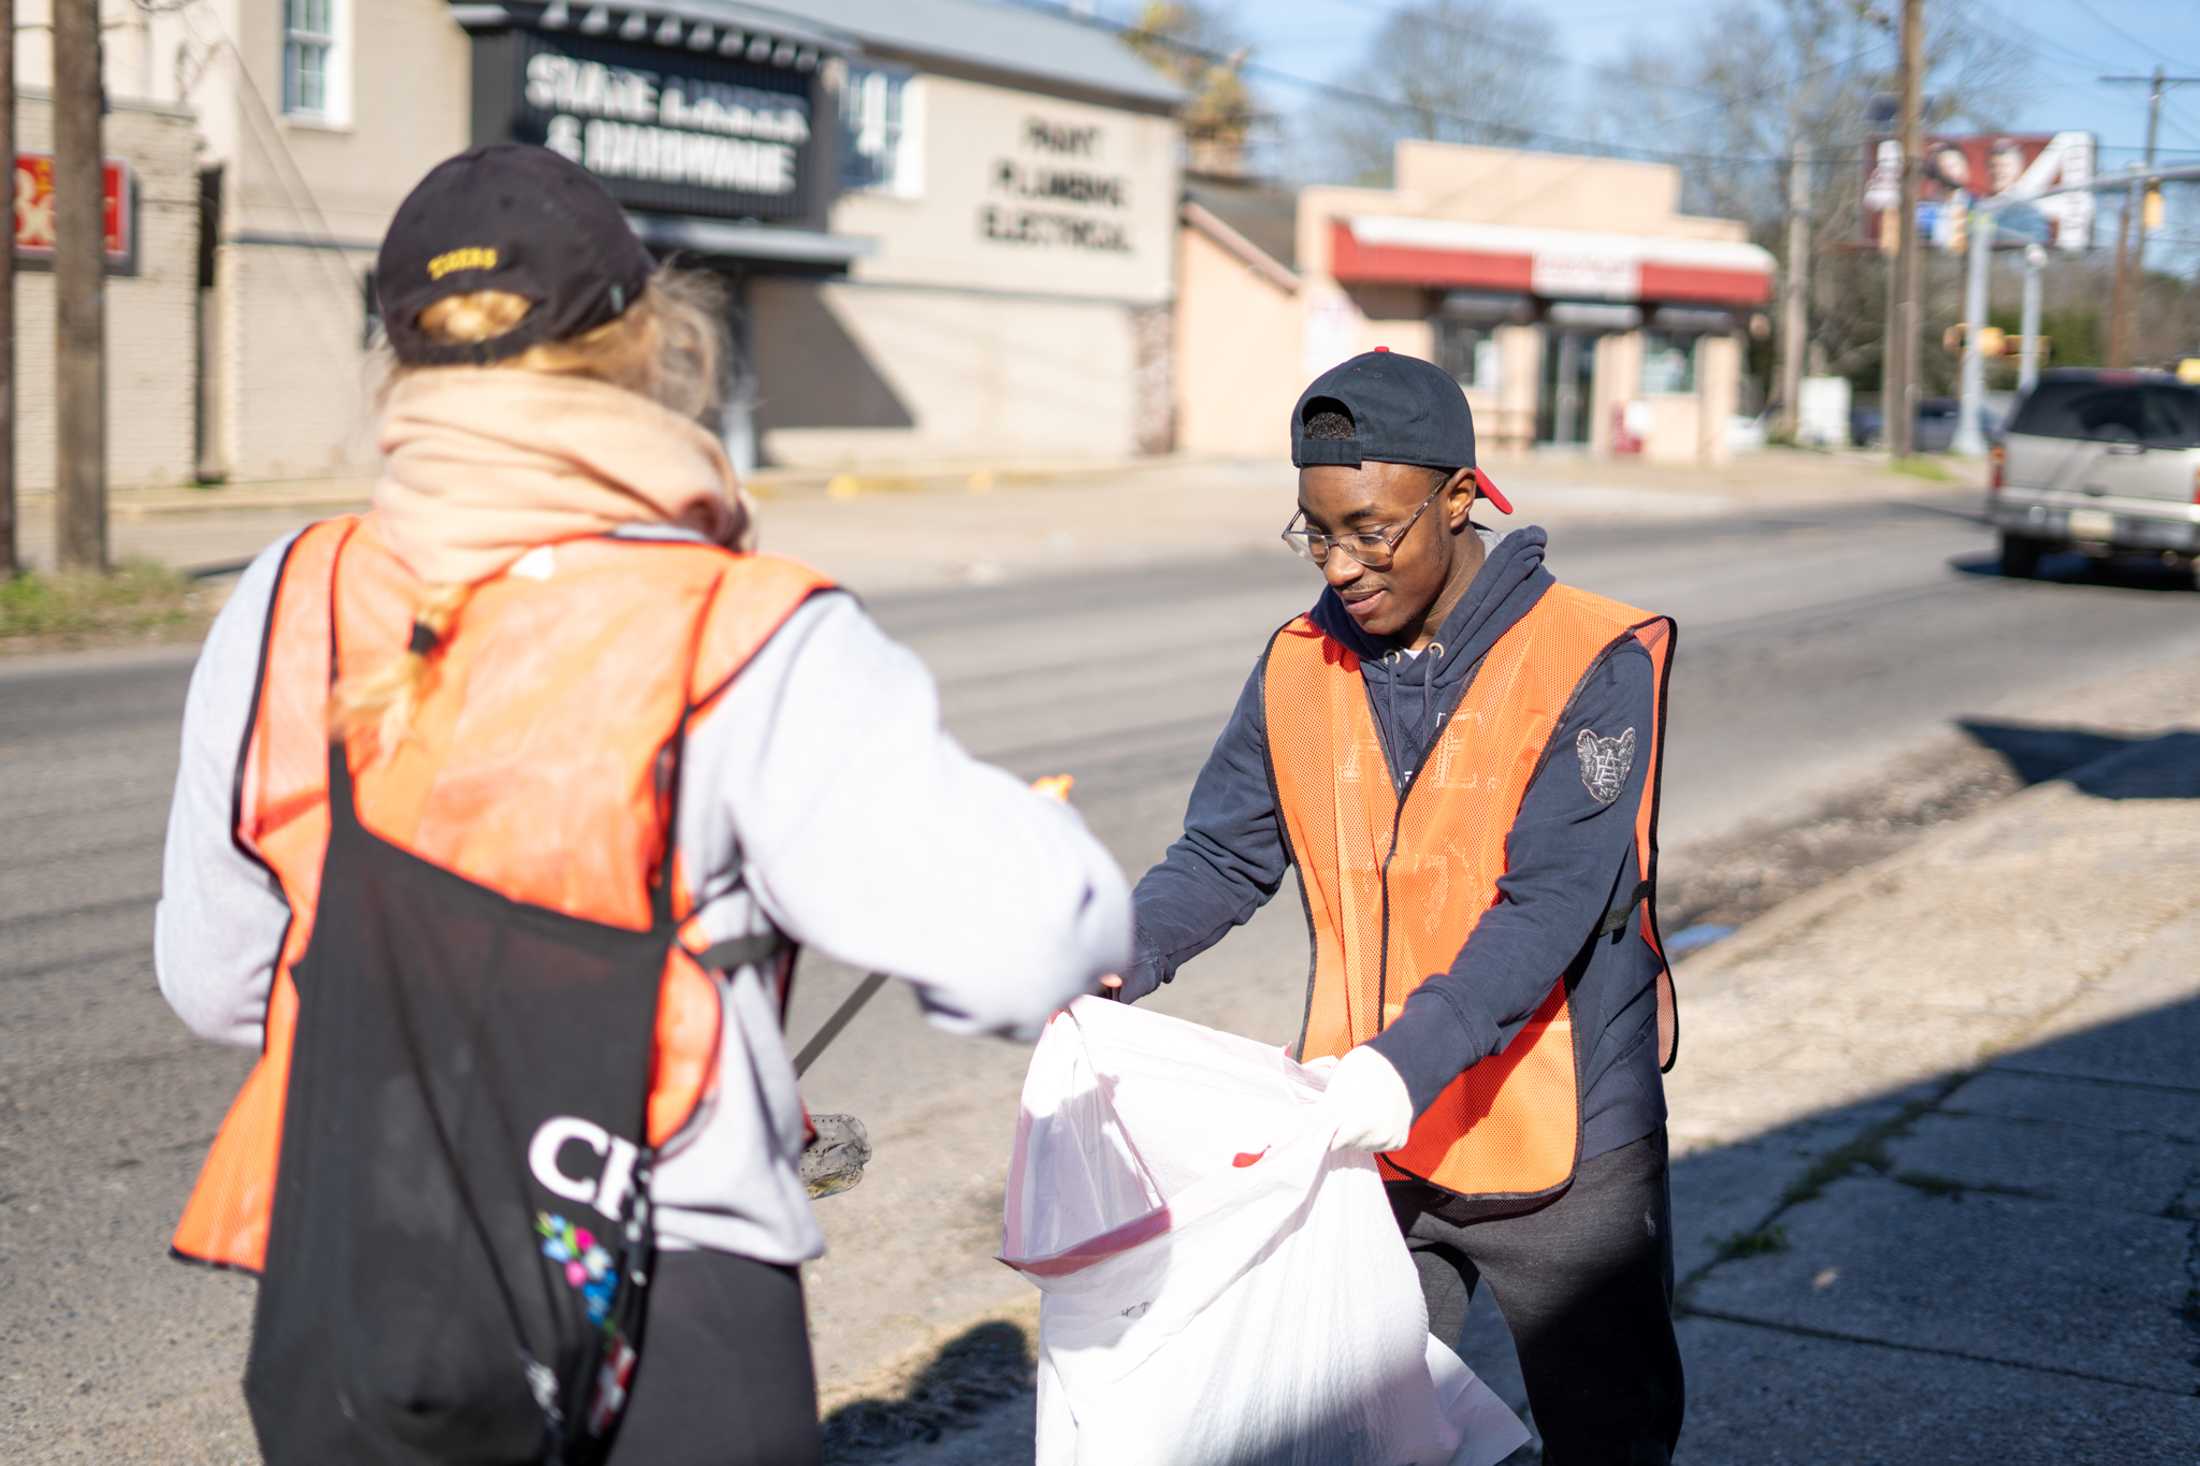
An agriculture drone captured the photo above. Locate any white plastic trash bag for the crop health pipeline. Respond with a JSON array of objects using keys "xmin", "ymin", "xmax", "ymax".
[{"xmin": 1001, "ymin": 997, "xmax": 1528, "ymax": 1466}]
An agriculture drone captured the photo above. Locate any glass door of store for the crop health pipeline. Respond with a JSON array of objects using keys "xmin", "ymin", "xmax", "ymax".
[{"xmin": 1536, "ymin": 329, "xmax": 1600, "ymax": 447}]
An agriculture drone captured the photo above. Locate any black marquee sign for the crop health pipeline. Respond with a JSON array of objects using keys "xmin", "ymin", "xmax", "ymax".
[{"xmin": 470, "ymin": 25, "xmax": 828, "ymax": 225}]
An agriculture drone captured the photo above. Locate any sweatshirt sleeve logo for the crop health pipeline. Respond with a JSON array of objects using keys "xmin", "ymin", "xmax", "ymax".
[{"xmin": 1577, "ymin": 727, "xmax": 1636, "ymax": 805}]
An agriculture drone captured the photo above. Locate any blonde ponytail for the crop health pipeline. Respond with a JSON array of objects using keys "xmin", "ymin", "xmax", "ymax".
[
  {"xmin": 375, "ymin": 269, "xmax": 729, "ymax": 425},
  {"xmin": 330, "ymin": 582, "xmax": 471, "ymax": 759}
]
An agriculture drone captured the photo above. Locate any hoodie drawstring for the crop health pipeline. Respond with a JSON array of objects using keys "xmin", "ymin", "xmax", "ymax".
[
  {"xmin": 1421, "ymin": 643, "xmax": 1443, "ymax": 747},
  {"xmin": 1384, "ymin": 650, "xmax": 1402, "ymax": 784},
  {"xmin": 1383, "ymin": 644, "xmax": 1447, "ymax": 788}
]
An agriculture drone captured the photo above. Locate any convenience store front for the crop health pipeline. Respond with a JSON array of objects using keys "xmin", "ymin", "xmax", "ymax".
[{"xmin": 1178, "ymin": 142, "xmax": 1775, "ymax": 465}]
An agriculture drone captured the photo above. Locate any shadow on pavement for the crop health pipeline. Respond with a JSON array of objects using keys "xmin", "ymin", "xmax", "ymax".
[
  {"xmin": 821, "ymin": 992, "xmax": 2200, "ymax": 1465},
  {"xmin": 1959, "ymin": 722, "xmax": 2200, "ymax": 800},
  {"xmin": 820, "ymin": 1319, "xmax": 1035, "ymax": 1459},
  {"xmin": 1948, "ymin": 549, "xmax": 2200, "ymax": 592}
]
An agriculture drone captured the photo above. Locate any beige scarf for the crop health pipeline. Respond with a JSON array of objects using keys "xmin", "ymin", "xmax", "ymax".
[{"xmin": 372, "ymin": 369, "xmax": 756, "ymax": 586}]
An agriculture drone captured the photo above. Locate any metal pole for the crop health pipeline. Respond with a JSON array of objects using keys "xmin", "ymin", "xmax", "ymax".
[
  {"xmin": 1889, "ymin": 0, "xmax": 1922, "ymax": 459},
  {"xmin": 1952, "ymin": 211, "xmax": 1993, "ymax": 457},
  {"xmin": 2126, "ymin": 65, "xmax": 2165, "ymax": 364},
  {"xmin": 1779, "ymin": 134, "xmax": 1809, "ymax": 442},
  {"xmin": 0, "ymin": 0, "xmax": 18, "ymax": 579},
  {"xmin": 54, "ymin": 0, "xmax": 107, "ymax": 572},
  {"xmin": 2019, "ymin": 244, "xmax": 2043, "ymax": 393}
]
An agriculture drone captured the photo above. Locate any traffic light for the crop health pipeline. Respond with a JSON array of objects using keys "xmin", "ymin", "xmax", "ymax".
[
  {"xmin": 2144, "ymin": 186, "xmax": 2165, "ymax": 234},
  {"xmin": 1942, "ymin": 323, "xmax": 2008, "ymax": 356}
]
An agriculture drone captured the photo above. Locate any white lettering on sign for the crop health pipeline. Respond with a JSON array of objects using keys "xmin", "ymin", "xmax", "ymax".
[
  {"xmin": 1531, "ymin": 248, "xmax": 1638, "ymax": 301},
  {"xmin": 529, "ymin": 1115, "xmax": 640, "ymax": 1222},
  {"xmin": 524, "ymin": 51, "xmax": 810, "ymax": 199},
  {"xmin": 545, "ymin": 115, "xmax": 798, "ymax": 194},
  {"xmin": 526, "ymin": 52, "xmax": 810, "ymax": 143},
  {"xmin": 527, "ymin": 53, "xmax": 661, "ymax": 123}
]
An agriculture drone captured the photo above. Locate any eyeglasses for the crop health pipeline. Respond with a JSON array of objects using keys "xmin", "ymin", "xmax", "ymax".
[{"xmin": 1281, "ymin": 480, "xmax": 1445, "ymax": 570}]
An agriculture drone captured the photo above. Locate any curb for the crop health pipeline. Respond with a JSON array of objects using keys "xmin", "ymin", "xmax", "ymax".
[
  {"xmin": 24, "ymin": 449, "xmax": 1986, "ymax": 520},
  {"xmin": 1677, "ymin": 716, "xmax": 2200, "ymax": 983}
]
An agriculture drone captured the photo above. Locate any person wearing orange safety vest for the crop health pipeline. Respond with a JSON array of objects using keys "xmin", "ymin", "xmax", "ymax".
[
  {"xmin": 1106, "ymin": 350, "xmax": 1684, "ymax": 1463},
  {"xmin": 155, "ymin": 145, "xmax": 1128, "ymax": 1466}
]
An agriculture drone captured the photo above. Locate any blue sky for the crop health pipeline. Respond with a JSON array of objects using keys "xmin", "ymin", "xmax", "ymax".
[
  {"xmin": 1094, "ymin": 0, "xmax": 2200, "ymax": 170},
  {"xmin": 1248, "ymin": 0, "xmax": 2200, "ymax": 157}
]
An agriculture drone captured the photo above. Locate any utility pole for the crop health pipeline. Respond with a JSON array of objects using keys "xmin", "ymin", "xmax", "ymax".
[
  {"xmin": 0, "ymin": 0, "xmax": 17, "ymax": 579},
  {"xmin": 1888, "ymin": 0, "xmax": 1923, "ymax": 459},
  {"xmin": 55, "ymin": 0, "xmax": 106, "ymax": 571},
  {"xmin": 1779, "ymin": 134, "xmax": 1810, "ymax": 442},
  {"xmin": 2101, "ymin": 68, "xmax": 2197, "ymax": 366}
]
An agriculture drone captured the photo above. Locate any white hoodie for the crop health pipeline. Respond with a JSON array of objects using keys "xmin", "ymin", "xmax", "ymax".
[{"xmin": 155, "ymin": 529, "xmax": 1132, "ymax": 1264}]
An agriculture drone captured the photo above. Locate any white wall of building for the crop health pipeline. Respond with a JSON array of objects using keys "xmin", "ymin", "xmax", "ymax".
[
  {"xmin": 756, "ymin": 65, "xmax": 1179, "ymax": 466},
  {"xmin": 12, "ymin": 94, "xmax": 201, "ymax": 494}
]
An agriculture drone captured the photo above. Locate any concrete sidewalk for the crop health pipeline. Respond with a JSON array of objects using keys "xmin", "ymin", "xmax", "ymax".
[
  {"xmin": 1665, "ymin": 720, "xmax": 2200, "ymax": 1461},
  {"xmin": 10, "ymin": 448, "xmax": 1979, "ymax": 588},
  {"xmin": 837, "ymin": 690, "xmax": 2200, "ymax": 1465}
]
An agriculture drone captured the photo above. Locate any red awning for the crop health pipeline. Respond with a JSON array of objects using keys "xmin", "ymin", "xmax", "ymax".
[{"xmin": 1331, "ymin": 216, "xmax": 1774, "ymax": 308}]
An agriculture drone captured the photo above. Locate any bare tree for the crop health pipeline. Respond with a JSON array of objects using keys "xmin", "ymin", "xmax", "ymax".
[
  {"xmin": 1124, "ymin": 2, "xmax": 1262, "ymax": 177},
  {"xmin": 1299, "ymin": 0, "xmax": 1568, "ymax": 185},
  {"xmin": 1591, "ymin": 0, "xmax": 2031, "ymax": 393}
]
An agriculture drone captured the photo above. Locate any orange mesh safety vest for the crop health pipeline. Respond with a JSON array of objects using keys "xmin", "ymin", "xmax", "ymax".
[
  {"xmin": 171, "ymin": 516, "xmax": 833, "ymax": 1273},
  {"xmin": 1265, "ymin": 583, "xmax": 1676, "ymax": 1205}
]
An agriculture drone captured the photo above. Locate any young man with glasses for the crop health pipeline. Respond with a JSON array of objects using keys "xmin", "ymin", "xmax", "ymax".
[{"xmin": 1107, "ymin": 350, "xmax": 1685, "ymax": 1463}]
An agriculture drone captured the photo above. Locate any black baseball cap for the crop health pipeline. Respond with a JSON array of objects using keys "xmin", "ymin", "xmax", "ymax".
[
  {"xmin": 376, "ymin": 144, "xmax": 656, "ymax": 367},
  {"xmin": 1291, "ymin": 347, "xmax": 1512, "ymax": 514}
]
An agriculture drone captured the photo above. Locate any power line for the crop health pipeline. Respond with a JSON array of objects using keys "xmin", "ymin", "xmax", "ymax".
[
  {"xmin": 2066, "ymin": 0, "xmax": 2200, "ymax": 74},
  {"xmin": 1345, "ymin": 0, "xmax": 1724, "ymax": 102},
  {"xmin": 1944, "ymin": 0, "xmax": 2131, "ymax": 77},
  {"xmin": 1031, "ymin": 0, "xmax": 1867, "ymax": 169},
  {"xmin": 1082, "ymin": 0, "xmax": 2178, "ymax": 177}
]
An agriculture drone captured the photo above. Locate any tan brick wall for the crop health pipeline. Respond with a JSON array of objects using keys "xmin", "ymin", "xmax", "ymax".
[
  {"xmin": 212, "ymin": 241, "xmax": 382, "ymax": 482},
  {"xmin": 13, "ymin": 94, "xmax": 202, "ymax": 493},
  {"xmin": 1697, "ymin": 334, "xmax": 1741, "ymax": 465},
  {"xmin": 1173, "ymin": 224, "xmax": 1299, "ymax": 458}
]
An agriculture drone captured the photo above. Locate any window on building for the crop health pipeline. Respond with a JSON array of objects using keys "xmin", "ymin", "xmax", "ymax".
[
  {"xmin": 282, "ymin": 0, "xmax": 341, "ymax": 120},
  {"xmin": 840, "ymin": 65, "xmax": 919, "ymax": 194},
  {"xmin": 1434, "ymin": 318, "xmax": 1502, "ymax": 392},
  {"xmin": 1641, "ymin": 330, "xmax": 1697, "ymax": 394}
]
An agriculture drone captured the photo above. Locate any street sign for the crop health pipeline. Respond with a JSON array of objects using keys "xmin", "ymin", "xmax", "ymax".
[{"xmin": 12, "ymin": 154, "xmax": 135, "ymax": 269}]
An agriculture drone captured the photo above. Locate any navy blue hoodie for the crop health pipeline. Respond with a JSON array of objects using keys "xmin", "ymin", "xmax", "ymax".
[{"xmin": 1124, "ymin": 526, "xmax": 1666, "ymax": 1165}]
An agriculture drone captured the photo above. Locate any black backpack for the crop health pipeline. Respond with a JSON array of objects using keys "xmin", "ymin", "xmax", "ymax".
[{"xmin": 243, "ymin": 738, "xmax": 675, "ymax": 1464}]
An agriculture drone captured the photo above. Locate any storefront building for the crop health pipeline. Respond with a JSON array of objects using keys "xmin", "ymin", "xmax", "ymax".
[
  {"xmin": 1178, "ymin": 141, "xmax": 1775, "ymax": 465},
  {"xmin": 15, "ymin": 0, "xmax": 1180, "ymax": 487}
]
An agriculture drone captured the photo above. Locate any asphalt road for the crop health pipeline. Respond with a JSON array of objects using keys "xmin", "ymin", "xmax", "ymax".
[{"xmin": 4, "ymin": 499, "xmax": 2198, "ymax": 1461}]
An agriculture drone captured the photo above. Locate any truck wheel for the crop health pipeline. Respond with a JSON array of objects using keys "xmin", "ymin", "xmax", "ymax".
[{"xmin": 2000, "ymin": 533, "xmax": 2044, "ymax": 579}]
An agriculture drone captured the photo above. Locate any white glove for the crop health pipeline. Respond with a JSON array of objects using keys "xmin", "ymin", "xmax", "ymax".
[{"xmin": 1318, "ymin": 1046, "xmax": 1414, "ymax": 1153}]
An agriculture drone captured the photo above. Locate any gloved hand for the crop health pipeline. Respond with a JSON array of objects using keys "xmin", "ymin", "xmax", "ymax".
[{"xmin": 1317, "ymin": 1046, "xmax": 1413, "ymax": 1153}]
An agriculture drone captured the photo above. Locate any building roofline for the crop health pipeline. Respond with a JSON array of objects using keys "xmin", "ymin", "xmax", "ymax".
[
  {"xmin": 741, "ymin": 0, "xmax": 1186, "ymax": 113},
  {"xmin": 1182, "ymin": 198, "xmax": 1298, "ymax": 294},
  {"xmin": 449, "ymin": 2, "xmax": 851, "ymax": 56}
]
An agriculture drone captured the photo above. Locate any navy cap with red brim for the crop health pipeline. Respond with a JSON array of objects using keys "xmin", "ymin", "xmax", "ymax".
[{"xmin": 1291, "ymin": 348, "xmax": 1513, "ymax": 514}]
